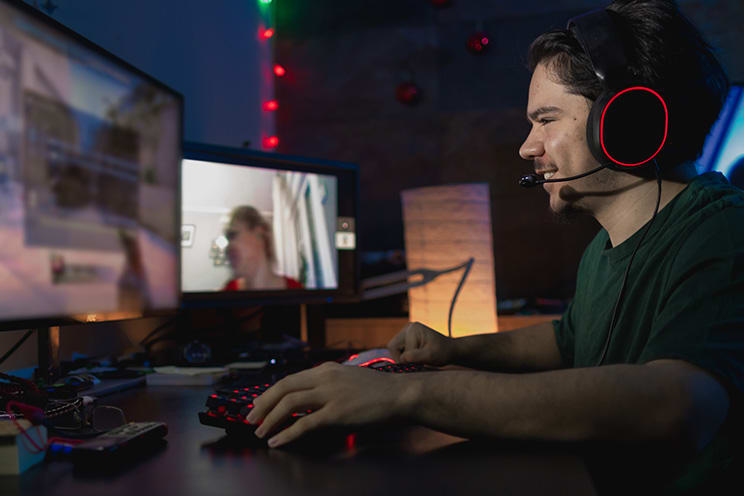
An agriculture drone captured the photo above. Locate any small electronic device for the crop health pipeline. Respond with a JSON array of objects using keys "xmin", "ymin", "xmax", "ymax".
[{"xmin": 70, "ymin": 421, "xmax": 168, "ymax": 456}]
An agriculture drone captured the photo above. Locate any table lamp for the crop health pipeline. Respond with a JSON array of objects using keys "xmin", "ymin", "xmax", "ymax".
[{"xmin": 400, "ymin": 183, "xmax": 498, "ymax": 337}]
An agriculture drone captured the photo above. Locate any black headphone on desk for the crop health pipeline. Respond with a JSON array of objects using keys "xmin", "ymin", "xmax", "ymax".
[
  {"xmin": 520, "ymin": 7, "xmax": 668, "ymax": 367},
  {"xmin": 519, "ymin": 7, "xmax": 669, "ymax": 188}
]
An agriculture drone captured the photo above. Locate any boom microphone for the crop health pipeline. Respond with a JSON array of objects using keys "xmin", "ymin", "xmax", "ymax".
[{"xmin": 518, "ymin": 165, "xmax": 606, "ymax": 188}]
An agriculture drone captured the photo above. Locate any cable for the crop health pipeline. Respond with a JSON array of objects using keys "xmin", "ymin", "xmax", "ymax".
[
  {"xmin": 139, "ymin": 315, "xmax": 181, "ymax": 347},
  {"xmin": 5, "ymin": 401, "xmax": 47, "ymax": 454},
  {"xmin": 0, "ymin": 371, "xmax": 40, "ymax": 392},
  {"xmin": 0, "ymin": 330, "xmax": 34, "ymax": 367},
  {"xmin": 596, "ymin": 161, "xmax": 662, "ymax": 366},
  {"xmin": 447, "ymin": 257, "xmax": 475, "ymax": 338}
]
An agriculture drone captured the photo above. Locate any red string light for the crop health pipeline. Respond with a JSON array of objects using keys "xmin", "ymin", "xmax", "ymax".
[
  {"xmin": 263, "ymin": 136, "xmax": 279, "ymax": 149},
  {"xmin": 263, "ymin": 100, "xmax": 279, "ymax": 111},
  {"xmin": 261, "ymin": 28, "xmax": 275, "ymax": 39},
  {"xmin": 273, "ymin": 64, "xmax": 286, "ymax": 77}
]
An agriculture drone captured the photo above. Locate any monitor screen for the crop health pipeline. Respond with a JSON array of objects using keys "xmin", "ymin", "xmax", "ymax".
[
  {"xmin": 699, "ymin": 84, "xmax": 744, "ymax": 186},
  {"xmin": 181, "ymin": 143, "xmax": 359, "ymax": 305},
  {"xmin": 0, "ymin": 0, "xmax": 182, "ymax": 328}
]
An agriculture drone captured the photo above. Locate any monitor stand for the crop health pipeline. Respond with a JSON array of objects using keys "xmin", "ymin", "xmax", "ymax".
[{"xmin": 34, "ymin": 326, "xmax": 60, "ymax": 385}]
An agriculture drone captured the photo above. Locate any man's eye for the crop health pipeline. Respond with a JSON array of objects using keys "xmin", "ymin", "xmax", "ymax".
[{"xmin": 539, "ymin": 118, "xmax": 554, "ymax": 125}]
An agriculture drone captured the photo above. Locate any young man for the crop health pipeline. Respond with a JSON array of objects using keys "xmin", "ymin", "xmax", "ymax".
[{"xmin": 246, "ymin": 0, "xmax": 741, "ymax": 491}]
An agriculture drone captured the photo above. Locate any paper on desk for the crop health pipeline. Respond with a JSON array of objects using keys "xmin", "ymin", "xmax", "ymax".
[
  {"xmin": 153, "ymin": 366, "xmax": 227, "ymax": 376},
  {"xmin": 147, "ymin": 366, "xmax": 228, "ymax": 386}
]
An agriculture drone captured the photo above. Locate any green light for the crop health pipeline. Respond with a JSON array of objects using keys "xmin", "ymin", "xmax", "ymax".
[{"xmin": 259, "ymin": 0, "xmax": 272, "ymax": 4}]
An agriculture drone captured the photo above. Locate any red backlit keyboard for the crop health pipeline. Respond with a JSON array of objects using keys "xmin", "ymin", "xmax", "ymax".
[{"xmin": 198, "ymin": 361, "xmax": 431, "ymax": 439}]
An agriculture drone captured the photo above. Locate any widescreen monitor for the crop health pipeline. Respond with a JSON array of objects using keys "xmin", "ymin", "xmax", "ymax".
[
  {"xmin": 181, "ymin": 142, "xmax": 359, "ymax": 307},
  {"xmin": 699, "ymin": 83, "xmax": 744, "ymax": 187},
  {"xmin": 0, "ymin": 0, "xmax": 183, "ymax": 330}
]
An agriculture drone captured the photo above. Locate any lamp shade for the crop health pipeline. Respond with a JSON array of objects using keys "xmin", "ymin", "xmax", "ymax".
[{"xmin": 401, "ymin": 183, "xmax": 498, "ymax": 337}]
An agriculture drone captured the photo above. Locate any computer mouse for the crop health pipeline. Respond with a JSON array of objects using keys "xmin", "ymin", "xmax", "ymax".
[{"xmin": 342, "ymin": 348, "xmax": 396, "ymax": 367}]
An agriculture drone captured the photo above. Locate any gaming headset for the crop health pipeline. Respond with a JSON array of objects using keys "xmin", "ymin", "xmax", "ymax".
[
  {"xmin": 519, "ymin": 6, "xmax": 668, "ymax": 366},
  {"xmin": 519, "ymin": 7, "xmax": 669, "ymax": 188}
]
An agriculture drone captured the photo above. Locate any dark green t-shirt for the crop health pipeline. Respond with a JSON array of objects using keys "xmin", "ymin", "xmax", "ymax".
[{"xmin": 553, "ymin": 171, "xmax": 744, "ymax": 493}]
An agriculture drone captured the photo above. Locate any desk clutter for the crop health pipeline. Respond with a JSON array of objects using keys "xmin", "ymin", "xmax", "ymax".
[{"xmin": 0, "ymin": 368, "xmax": 169, "ymax": 471}]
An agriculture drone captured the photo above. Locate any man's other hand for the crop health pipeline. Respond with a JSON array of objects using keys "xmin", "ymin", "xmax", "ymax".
[{"xmin": 388, "ymin": 321, "xmax": 455, "ymax": 366}]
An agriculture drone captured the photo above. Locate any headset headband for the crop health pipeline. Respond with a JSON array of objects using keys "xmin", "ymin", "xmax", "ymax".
[{"xmin": 567, "ymin": 9, "xmax": 630, "ymax": 88}]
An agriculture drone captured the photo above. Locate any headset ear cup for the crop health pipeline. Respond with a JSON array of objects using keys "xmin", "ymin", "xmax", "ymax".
[
  {"xmin": 599, "ymin": 87, "xmax": 668, "ymax": 167},
  {"xmin": 586, "ymin": 91, "xmax": 614, "ymax": 167}
]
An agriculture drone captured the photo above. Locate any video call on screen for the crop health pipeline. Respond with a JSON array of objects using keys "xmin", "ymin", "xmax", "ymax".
[{"xmin": 181, "ymin": 159, "xmax": 340, "ymax": 293}]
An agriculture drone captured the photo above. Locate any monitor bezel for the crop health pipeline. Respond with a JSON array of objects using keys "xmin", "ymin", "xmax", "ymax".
[
  {"xmin": 0, "ymin": 0, "xmax": 184, "ymax": 332},
  {"xmin": 180, "ymin": 141, "xmax": 361, "ymax": 308}
]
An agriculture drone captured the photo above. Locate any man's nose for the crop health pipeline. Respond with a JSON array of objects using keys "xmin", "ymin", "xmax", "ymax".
[{"xmin": 519, "ymin": 129, "xmax": 544, "ymax": 161}]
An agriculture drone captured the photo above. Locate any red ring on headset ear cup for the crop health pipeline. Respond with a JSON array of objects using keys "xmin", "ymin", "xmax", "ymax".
[{"xmin": 589, "ymin": 86, "xmax": 668, "ymax": 168}]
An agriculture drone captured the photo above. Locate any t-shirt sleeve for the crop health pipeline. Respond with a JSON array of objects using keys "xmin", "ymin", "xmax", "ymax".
[
  {"xmin": 553, "ymin": 299, "xmax": 578, "ymax": 368},
  {"xmin": 639, "ymin": 211, "xmax": 744, "ymax": 393}
]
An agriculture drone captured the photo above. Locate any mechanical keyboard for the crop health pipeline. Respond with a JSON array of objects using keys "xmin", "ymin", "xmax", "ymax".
[{"xmin": 198, "ymin": 361, "xmax": 432, "ymax": 439}]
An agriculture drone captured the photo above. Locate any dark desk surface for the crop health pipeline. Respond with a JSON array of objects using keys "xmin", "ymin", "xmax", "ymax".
[{"xmin": 2, "ymin": 385, "xmax": 598, "ymax": 496}]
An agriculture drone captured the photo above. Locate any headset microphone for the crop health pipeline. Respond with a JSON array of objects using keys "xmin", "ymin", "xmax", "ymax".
[{"xmin": 518, "ymin": 165, "xmax": 606, "ymax": 188}]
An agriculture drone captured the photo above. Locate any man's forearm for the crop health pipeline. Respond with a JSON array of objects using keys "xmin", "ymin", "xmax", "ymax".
[
  {"xmin": 395, "ymin": 363, "xmax": 723, "ymax": 449},
  {"xmin": 451, "ymin": 320, "xmax": 564, "ymax": 372}
]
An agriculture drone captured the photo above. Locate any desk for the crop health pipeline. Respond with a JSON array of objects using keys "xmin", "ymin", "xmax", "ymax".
[{"xmin": 2, "ymin": 385, "xmax": 598, "ymax": 496}]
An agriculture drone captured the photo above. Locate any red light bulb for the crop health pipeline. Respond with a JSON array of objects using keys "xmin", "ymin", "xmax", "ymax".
[
  {"xmin": 396, "ymin": 82, "xmax": 421, "ymax": 105},
  {"xmin": 263, "ymin": 136, "xmax": 279, "ymax": 148},
  {"xmin": 263, "ymin": 100, "xmax": 279, "ymax": 111},
  {"xmin": 262, "ymin": 28, "xmax": 275, "ymax": 39},
  {"xmin": 273, "ymin": 64, "xmax": 286, "ymax": 77},
  {"xmin": 466, "ymin": 32, "xmax": 490, "ymax": 54}
]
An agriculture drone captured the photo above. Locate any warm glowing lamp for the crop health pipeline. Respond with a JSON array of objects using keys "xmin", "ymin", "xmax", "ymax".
[{"xmin": 401, "ymin": 183, "xmax": 498, "ymax": 337}]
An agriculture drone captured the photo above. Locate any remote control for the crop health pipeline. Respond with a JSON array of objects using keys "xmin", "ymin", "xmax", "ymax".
[{"xmin": 71, "ymin": 421, "xmax": 168, "ymax": 456}]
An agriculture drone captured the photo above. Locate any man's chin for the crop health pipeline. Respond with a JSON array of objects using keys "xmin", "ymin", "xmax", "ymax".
[{"xmin": 549, "ymin": 202, "xmax": 587, "ymax": 224}]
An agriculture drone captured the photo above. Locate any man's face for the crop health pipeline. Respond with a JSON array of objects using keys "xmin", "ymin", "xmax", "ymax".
[{"xmin": 519, "ymin": 62, "xmax": 618, "ymax": 218}]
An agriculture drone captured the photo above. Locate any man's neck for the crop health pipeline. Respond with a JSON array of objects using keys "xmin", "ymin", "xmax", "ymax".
[{"xmin": 595, "ymin": 164, "xmax": 698, "ymax": 247}]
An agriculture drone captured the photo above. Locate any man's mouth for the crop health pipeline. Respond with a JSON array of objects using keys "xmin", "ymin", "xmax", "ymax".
[{"xmin": 543, "ymin": 171, "xmax": 556, "ymax": 180}]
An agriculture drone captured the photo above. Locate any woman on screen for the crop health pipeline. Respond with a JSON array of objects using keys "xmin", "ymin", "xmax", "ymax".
[{"xmin": 222, "ymin": 206, "xmax": 302, "ymax": 290}]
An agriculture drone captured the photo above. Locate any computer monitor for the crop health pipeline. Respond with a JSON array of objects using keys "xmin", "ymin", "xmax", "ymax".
[
  {"xmin": 181, "ymin": 142, "xmax": 359, "ymax": 308},
  {"xmin": 0, "ymin": 0, "xmax": 183, "ymax": 332},
  {"xmin": 699, "ymin": 83, "xmax": 744, "ymax": 187}
]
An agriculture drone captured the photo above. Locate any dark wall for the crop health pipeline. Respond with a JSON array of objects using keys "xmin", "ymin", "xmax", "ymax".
[{"xmin": 273, "ymin": 0, "xmax": 744, "ymax": 300}]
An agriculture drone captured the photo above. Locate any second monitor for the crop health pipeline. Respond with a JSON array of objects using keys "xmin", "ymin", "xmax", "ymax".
[{"xmin": 181, "ymin": 142, "xmax": 359, "ymax": 307}]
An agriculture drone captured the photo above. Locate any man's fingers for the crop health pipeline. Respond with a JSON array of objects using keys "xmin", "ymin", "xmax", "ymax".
[
  {"xmin": 399, "ymin": 348, "xmax": 426, "ymax": 364},
  {"xmin": 267, "ymin": 408, "xmax": 328, "ymax": 448},
  {"xmin": 387, "ymin": 323, "xmax": 411, "ymax": 361},
  {"xmin": 254, "ymin": 390, "xmax": 319, "ymax": 439},
  {"xmin": 248, "ymin": 370, "xmax": 316, "ymax": 423},
  {"xmin": 404, "ymin": 323, "xmax": 422, "ymax": 354}
]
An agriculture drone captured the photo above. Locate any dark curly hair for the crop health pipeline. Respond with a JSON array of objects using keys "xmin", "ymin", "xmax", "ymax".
[{"xmin": 527, "ymin": 0, "xmax": 729, "ymax": 172}]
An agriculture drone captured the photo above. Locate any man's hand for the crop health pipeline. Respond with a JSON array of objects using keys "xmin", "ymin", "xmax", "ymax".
[
  {"xmin": 245, "ymin": 362, "xmax": 414, "ymax": 448},
  {"xmin": 387, "ymin": 321, "xmax": 455, "ymax": 366}
]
